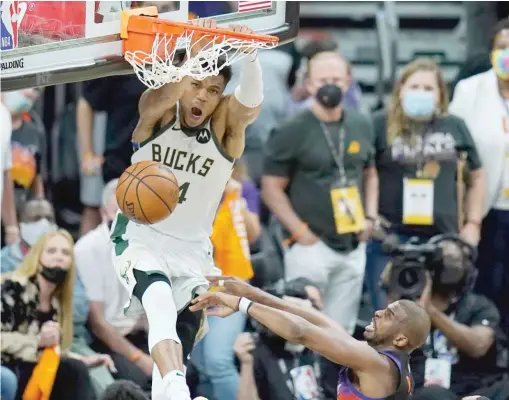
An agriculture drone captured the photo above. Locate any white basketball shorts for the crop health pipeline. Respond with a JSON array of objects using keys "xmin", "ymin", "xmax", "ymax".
[{"xmin": 110, "ymin": 213, "xmax": 220, "ymax": 317}]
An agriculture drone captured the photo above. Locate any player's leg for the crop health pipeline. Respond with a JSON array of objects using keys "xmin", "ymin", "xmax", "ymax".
[
  {"xmin": 111, "ymin": 239, "xmax": 196, "ymax": 400},
  {"xmin": 131, "ymin": 269, "xmax": 190, "ymax": 400},
  {"xmin": 151, "ymin": 305, "xmax": 204, "ymax": 399}
]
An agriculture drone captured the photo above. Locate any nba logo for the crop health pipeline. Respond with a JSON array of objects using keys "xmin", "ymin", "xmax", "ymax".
[{"xmin": 1, "ymin": 1, "xmax": 27, "ymax": 50}]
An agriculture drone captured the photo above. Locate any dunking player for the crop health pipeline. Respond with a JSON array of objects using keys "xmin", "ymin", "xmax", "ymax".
[
  {"xmin": 109, "ymin": 19, "xmax": 262, "ymax": 400},
  {"xmin": 190, "ymin": 277, "xmax": 431, "ymax": 400}
]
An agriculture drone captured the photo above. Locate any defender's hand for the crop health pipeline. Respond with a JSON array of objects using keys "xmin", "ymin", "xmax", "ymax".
[
  {"xmin": 206, "ymin": 276, "xmax": 255, "ymax": 299},
  {"xmin": 190, "ymin": 291, "xmax": 239, "ymax": 318}
]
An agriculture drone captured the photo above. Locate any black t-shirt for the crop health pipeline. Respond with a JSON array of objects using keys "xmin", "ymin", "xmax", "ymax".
[
  {"xmin": 410, "ymin": 293, "xmax": 507, "ymax": 396},
  {"xmin": 82, "ymin": 75, "xmax": 146, "ymax": 182},
  {"xmin": 10, "ymin": 120, "xmax": 44, "ymax": 212},
  {"xmin": 372, "ymin": 111, "xmax": 482, "ymax": 237},
  {"xmin": 263, "ymin": 108, "xmax": 375, "ymax": 252},
  {"xmin": 252, "ymin": 341, "xmax": 320, "ymax": 400}
]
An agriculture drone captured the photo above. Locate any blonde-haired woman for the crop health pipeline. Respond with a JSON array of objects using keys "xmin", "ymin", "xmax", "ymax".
[
  {"xmin": 1, "ymin": 230, "xmax": 96, "ymax": 400},
  {"xmin": 365, "ymin": 58, "xmax": 485, "ymax": 310}
]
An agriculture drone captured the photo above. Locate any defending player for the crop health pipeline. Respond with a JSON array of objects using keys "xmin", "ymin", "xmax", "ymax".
[
  {"xmin": 109, "ymin": 19, "xmax": 262, "ymax": 400},
  {"xmin": 190, "ymin": 277, "xmax": 432, "ymax": 400}
]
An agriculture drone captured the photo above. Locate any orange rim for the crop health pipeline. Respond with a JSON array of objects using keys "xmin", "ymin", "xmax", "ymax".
[{"xmin": 121, "ymin": 9, "xmax": 279, "ymax": 56}]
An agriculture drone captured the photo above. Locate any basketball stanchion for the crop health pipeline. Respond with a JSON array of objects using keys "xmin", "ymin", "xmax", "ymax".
[{"xmin": 120, "ymin": 7, "xmax": 279, "ymax": 89}]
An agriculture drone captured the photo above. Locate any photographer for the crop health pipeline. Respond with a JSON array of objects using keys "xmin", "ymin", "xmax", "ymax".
[
  {"xmin": 381, "ymin": 237, "xmax": 509, "ymax": 400},
  {"xmin": 233, "ymin": 278, "xmax": 323, "ymax": 400}
]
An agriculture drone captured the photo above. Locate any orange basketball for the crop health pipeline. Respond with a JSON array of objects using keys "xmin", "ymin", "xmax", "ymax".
[{"xmin": 116, "ymin": 161, "xmax": 180, "ymax": 225}]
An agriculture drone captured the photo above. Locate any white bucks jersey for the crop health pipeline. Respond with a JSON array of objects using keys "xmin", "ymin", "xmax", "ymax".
[{"xmin": 131, "ymin": 103, "xmax": 234, "ymax": 240}]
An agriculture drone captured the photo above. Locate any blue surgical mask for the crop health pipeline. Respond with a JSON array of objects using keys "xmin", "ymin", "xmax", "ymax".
[
  {"xmin": 3, "ymin": 91, "xmax": 34, "ymax": 115},
  {"xmin": 402, "ymin": 90, "xmax": 435, "ymax": 119}
]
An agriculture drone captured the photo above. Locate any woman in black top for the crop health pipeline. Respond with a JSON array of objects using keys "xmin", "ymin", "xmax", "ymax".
[
  {"xmin": 1, "ymin": 230, "xmax": 98, "ymax": 400},
  {"xmin": 365, "ymin": 58, "xmax": 485, "ymax": 310}
]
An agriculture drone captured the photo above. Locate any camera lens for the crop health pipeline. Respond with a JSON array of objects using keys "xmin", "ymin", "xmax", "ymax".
[{"xmin": 398, "ymin": 267, "xmax": 420, "ymax": 288}]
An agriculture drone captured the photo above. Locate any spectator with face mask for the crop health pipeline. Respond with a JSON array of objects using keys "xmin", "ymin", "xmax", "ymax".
[
  {"xmin": 2, "ymin": 89, "xmax": 45, "ymax": 215},
  {"xmin": 262, "ymin": 51, "xmax": 378, "ymax": 336},
  {"xmin": 1, "ymin": 230, "xmax": 112, "ymax": 400},
  {"xmin": 1, "ymin": 198, "xmax": 56, "ymax": 273},
  {"xmin": 289, "ymin": 39, "xmax": 364, "ymax": 114},
  {"xmin": 449, "ymin": 18, "xmax": 509, "ymax": 338},
  {"xmin": 366, "ymin": 58, "xmax": 485, "ymax": 312}
]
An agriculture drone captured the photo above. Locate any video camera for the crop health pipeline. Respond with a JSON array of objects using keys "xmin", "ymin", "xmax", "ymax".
[{"xmin": 381, "ymin": 233, "xmax": 478, "ymax": 300}]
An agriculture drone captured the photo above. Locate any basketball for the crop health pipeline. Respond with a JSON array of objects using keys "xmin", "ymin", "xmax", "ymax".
[{"xmin": 116, "ymin": 161, "xmax": 180, "ymax": 225}]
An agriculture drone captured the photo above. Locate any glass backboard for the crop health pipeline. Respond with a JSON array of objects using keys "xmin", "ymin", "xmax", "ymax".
[{"xmin": 0, "ymin": 1, "xmax": 299, "ymax": 91}]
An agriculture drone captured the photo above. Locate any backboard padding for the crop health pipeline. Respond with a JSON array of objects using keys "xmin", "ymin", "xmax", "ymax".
[{"xmin": 0, "ymin": 1, "xmax": 299, "ymax": 91}]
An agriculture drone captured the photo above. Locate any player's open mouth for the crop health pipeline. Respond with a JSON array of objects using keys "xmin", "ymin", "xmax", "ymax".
[
  {"xmin": 191, "ymin": 107, "xmax": 203, "ymax": 117},
  {"xmin": 365, "ymin": 319, "xmax": 375, "ymax": 332}
]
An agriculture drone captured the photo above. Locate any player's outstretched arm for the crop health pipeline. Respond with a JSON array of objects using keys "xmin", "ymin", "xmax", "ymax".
[
  {"xmin": 132, "ymin": 78, "xmax": 190, "ymax": 143},
  {"xmin": 190, "ymin": 291, "xmax": 390, "ymax": 374},
  {"xmin": 222, "ymin": 25, "xmax": 264, "ymax": 157},
  {"xmin": 207, "ymin": 276, "xmax": 337, "ymax": 330}
]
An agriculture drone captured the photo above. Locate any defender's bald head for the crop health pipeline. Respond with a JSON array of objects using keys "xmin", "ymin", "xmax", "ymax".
[{"xmin": 398, "ymin": 300, "xmax": 431, "ymax": 350}]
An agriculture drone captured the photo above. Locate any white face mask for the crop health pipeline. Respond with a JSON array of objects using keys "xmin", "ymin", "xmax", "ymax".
[{"xmin": 20, "ymin": 218, "xmax": 56, "ymax": 246}]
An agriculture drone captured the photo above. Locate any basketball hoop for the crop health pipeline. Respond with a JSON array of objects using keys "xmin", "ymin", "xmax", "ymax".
[{"xmin": 120, "ymin": 7, "xmax": 279, "ymax": 89}]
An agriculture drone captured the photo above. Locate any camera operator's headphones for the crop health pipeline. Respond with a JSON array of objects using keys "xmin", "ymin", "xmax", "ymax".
[{"xmin": 427, "ymin": 233, "xmax": 478, "ymax": 296}]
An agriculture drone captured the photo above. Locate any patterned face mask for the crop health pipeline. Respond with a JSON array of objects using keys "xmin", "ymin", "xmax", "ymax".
[{"xmin": 491, "ymin": 48, "xmax": 509, "ymax": 80}]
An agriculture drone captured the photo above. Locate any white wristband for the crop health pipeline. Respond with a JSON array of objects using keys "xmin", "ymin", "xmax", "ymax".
[
  {"xmin": 238, "ymin": 297, "xmax": 253, "ymax": 314},
  {"xmin": 234, "ymin": 52, "xmax": 263, "ymax": 108}
]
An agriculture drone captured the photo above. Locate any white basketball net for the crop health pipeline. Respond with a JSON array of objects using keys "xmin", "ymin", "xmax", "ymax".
[{"xmin": 125, "ymin": 30, "xmax": 277, "ymax": 89}]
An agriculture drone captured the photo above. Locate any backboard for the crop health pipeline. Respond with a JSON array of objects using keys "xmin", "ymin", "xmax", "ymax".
[{"xmin": 0, "ymin": 1, "xmax": 299, "ymax": 91}]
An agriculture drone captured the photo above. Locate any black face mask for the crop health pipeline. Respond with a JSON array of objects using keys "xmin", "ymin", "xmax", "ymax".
[
  {"xmin": 316, "ymin": 84, "xmax": 343, "ymax": 109},
  {"xmin": 40, "ymin": 265, "xmax": 68, "ymax": 285}
]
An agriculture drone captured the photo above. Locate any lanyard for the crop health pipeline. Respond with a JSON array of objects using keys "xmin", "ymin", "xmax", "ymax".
[{"xmin": 319, "ymin": 122, "xmax": 347, "ymax": 186}]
